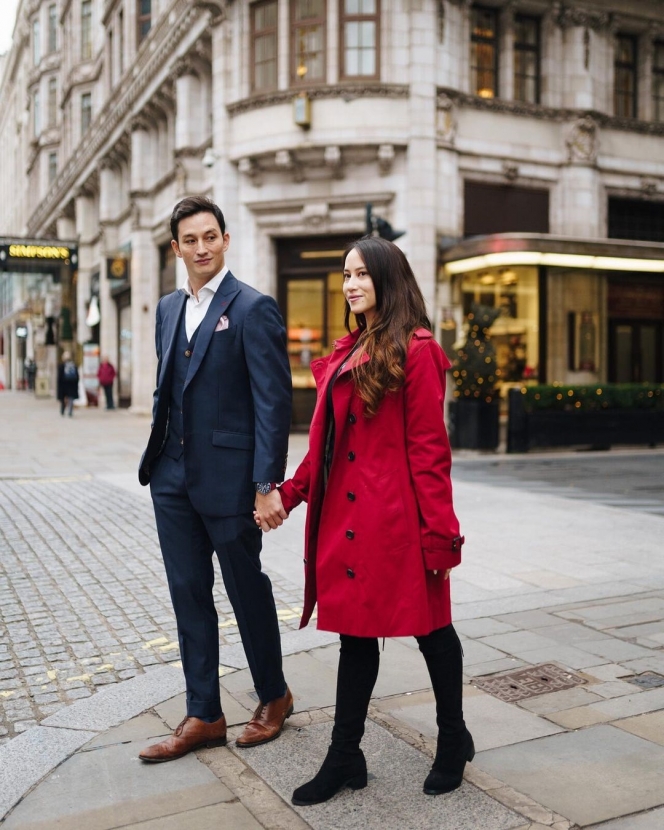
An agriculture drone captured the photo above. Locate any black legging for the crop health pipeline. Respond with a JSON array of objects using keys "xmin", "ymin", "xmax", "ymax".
[{"xmin": 331, "ymin": 625, "xmax": 466, "ymax": 754}]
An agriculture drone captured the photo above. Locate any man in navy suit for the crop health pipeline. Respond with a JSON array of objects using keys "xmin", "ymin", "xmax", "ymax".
[{"xmin": 138, "ymin": 196, "xmax": 293, "ymax": 762}]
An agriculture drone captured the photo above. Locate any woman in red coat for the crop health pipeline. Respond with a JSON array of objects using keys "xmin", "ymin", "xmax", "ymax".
[{"xmin": 256, "ymin": 237, "xmax": 473, "ymax": 805}]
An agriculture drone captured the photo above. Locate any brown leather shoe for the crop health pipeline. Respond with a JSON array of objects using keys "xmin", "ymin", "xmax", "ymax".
[
  {"xmin": 139, "ymin": 715, "xmax": 227, "ymax": 763},
  {"xmin": 235, "ymin": 687, "xmax": 294, "ymax": 748}
]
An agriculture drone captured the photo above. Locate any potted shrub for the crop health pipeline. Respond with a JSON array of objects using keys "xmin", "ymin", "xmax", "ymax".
[{"xmin": 448, "ymin": 303, "xmax": 501, "ymax": 450}]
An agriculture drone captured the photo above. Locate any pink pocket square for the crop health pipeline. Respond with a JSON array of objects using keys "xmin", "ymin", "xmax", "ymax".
[{"xmin": 214, "ymin": 315, "xmax": 229, "ymax": 332}]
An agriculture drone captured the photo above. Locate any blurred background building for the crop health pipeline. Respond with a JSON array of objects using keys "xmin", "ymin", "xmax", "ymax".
[{"xmin": 0, "ymin": 0, "xmax": 663, "ymax": 423}]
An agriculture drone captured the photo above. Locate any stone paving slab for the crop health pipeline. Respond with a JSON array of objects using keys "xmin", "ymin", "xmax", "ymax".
[
  {"xmin": 83, "ymin": 712, "xmax": 169, "ymax": 748},
  {"xmin": 613, "ymin": 711, "xmax": 664, "ymax": 745},
  {"xmin": 0, "ymin": 725, "xmax": 96, "ymax": 819},
  {"xmin": 155, "ymin": 691, "xmax": 253, "ymax": 730},
  {"xmin": 472, "ymin": 725, "xmax": 664, "ymax": 827},
  {"xmin": 230, "ymin": 719, "xmax": 525, "ymax": 830},
  {"xmin": 589, "ymin": 806, "xmax": 664, "ymax": 829}
]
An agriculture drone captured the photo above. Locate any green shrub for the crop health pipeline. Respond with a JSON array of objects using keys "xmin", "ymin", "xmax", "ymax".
[{"xmin": 519, "ymin": 383, "xmax": 664, "ymax": 413}]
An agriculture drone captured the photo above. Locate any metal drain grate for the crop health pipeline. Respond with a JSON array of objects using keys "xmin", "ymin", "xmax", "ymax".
[
  {"xmin": 625, "ymin": 672, "xmax": 664, "ymax": 690},
  {"xmin": 472, "ymin": 663, "xmax": 586, "ymax": 703}
]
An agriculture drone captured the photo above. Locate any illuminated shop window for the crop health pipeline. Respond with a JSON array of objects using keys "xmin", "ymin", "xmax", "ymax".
[{"xmin": 471, "ymin": 7, "xmax": 498, "ymax": 98}]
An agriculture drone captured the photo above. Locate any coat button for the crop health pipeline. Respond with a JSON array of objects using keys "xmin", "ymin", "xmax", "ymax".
[
  {"xmin": 348, "ymin": 413, "xmax": 357, "ymax": 424},
  {"xmin": 303, "ymin": 558, "xmax": 307, "ymax": 565},
  {"xmin": 180, "ymin": 438, "xmax": 184, "ymax": 445},
  {"xmin": 346, "ymin": 529, "xmax": 354, "ymax": 540},
  {"xmin": 347, "ymin": 492, "xmax": 355, "ymax": 501},
  {"xmin": 347, "ymin": 451, "xmax": 355, "ymax": 461},
  {"xmin": 184, "ymin": 349, "xmax": 192, "ymax": 357},
  {"xmin": 347, "ymin": 568, "xmax": 355, "ymax": 578}
]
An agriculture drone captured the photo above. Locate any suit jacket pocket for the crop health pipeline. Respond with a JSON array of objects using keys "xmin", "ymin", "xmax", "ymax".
[{"xmin": 212, "ymin": 430, "xmax": 255, "ymax": 450}]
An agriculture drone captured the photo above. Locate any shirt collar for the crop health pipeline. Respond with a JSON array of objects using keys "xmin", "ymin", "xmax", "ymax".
[{"xmin": 182, "ymin": 265, "xmax": 229, "ymax": 298}]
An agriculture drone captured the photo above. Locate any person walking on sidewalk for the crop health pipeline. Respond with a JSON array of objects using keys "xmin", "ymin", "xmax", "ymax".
[
  {"xmin": 138, "ymin": 196, "xmax": 293, "ymax": 763},
  {"xmin": 255, "ymin": 236, "xmax": 473, "ymax": 805},
  {"xmin": 57, "ymin": 351, "xmax": 79, "ymax": 417},
  {"xmin": 97, "ymin": 356, "xmax": 117, "ymax": 410}
]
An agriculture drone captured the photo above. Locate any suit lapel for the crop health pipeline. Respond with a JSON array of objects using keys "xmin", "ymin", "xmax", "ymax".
[
  {"xmin": 158, "ymin": 291, "xmax": 187, "ymax": 388},
  {"xmin": 183, "ymin": 272, "xmax": 240, "ymax": 392}
]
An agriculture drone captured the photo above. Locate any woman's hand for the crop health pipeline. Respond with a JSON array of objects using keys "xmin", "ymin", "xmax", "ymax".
[{"xmin": 254, "ymin": 489, "xmax": 288, "ymax": 532}]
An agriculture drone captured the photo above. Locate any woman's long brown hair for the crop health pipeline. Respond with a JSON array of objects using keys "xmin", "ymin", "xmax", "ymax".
[{"xmin": 343, "ymin": 236, "xmax": 431, "ymax": 417}]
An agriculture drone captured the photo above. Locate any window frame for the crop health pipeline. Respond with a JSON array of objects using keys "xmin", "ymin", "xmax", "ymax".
[
  {"xmin": 653, "ymin": 41, "xmax": 664, "ymax": 122},
  {"xmin": 513, "ymin": 14, "xmax": 540, "ymax": 104},
  {"xmin": 48, "ymin": 4, "xmax": 58, "ymax": 53},
  {"xmin": 614, "ymin": 34, "xmax": 638, "ymax": 119},
  {"xmin": 137, "ymin": 0, "xmax": 152, "ymax": 45},
  {"xmin": 47, "ymin": 76, "xmax": 58, "ymax": 127},
  {"xmin": 48, "ymin": 152, "xmax": 58, "ymax": 185},
  {"xmin": 470, "ymin": 5, "xmax": 499, "ymax": 99},
  {"xmin": 251, "ymin": 0, "xmax": 279, "ymax": 94},
  {"xmin": 33, "ymin": 18, "xmax": 41, "ymax": 66},
  {"xmin": 290, "ymin": 0, "xmax": 327, "ymax": 86},
  {"xmin": 81, "ymin": 0, "xmax": 93, "ymax": 61},
  {"xmin": 80, "ymin": 91, "xmax": 92, "ymax": 136},
  {"xmin": 33, "ymin": 90, "xmax": 41, "ymax": 138},
  {"xmin": 339, "ymin": 0, "xmax": 381, "ymax": 83}
]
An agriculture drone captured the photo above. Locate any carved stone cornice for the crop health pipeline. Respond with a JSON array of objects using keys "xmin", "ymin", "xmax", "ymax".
[
  {"xmin": 193, "ymin": 0, "xmax": 226, "ymax": 27},
  {"xmin": 553, "ymin": 4, "xmax": 611, "ymax": 32},
  {"xmin": 227, "ymin": 84, "xmax": 410, "ymax": 117},
  {"xmin": 436, "ymin": 86, "xmax": 664, "ymax": 137}
]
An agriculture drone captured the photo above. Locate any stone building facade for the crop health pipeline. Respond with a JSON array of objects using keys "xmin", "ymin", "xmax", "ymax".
[{"xmin": 1, "ymin": 0, "xmax": 663, "ymax": 414}]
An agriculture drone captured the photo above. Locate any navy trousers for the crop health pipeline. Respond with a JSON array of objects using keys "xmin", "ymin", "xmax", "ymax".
[{"xmin": 150, "ymin": 453, "xmax": 286, "ymax": 720}]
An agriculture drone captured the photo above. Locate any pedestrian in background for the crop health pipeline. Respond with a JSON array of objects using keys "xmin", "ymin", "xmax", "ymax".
[
  {"xmin": 97, "ymin": 356, "xmax": 117, "ymax": 410},
  {"xmin": 57, "ymin": 351, "xmax": 79, "ymax": 417},
  {"xmin": 25, "ymin": 358, "xmax": 37, "ymax": 390},
  {"xmin": 138, "ymin": 196, "xmax": 293, "ymax": 763},
  {"xmin": 255, "ymin": 236, "xmax": 472, "ymax": 806}
]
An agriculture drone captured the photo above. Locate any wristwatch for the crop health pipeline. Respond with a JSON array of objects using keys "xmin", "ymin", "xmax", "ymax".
[{"xmin": 255, "ymin": 482, "xmax": 277, "ymax": 495}]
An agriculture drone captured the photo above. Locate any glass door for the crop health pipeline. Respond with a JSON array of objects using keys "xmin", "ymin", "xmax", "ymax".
[{"xmin": 609, "ymin": 320, "xmax": 663, "ymax": 383}]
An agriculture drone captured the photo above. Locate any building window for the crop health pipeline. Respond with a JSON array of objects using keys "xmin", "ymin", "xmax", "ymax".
[
  {"xmin": 108, "ymin": 29, "xmax": 114, "ymax": 86},
  {"xmin": 514, "ymin": 15, "xmax": 539, "ymax": 103},
  {"xmin": 471, "ymin": 6, "xmax": 498, "ymax": 98},
  {"xmin": 33, "ymin": 91, "xmax": 41, "ymax": 138},
  {"xmin": 138, "ymin": 0, "xmax": 151, "ymax": 43},
  {"xmin": 81, "ymin": 92, "xmax": 92, "ymax": 135},
  {"xmin": 340, "ymin": 0, "xmax": 379, "ymax": 79},
  {"xmin": 48, "ymin": 152, "xmax": 58, "ymax": 184},
  {"xmin": 653, "ymin": 42, "xmax": 664, "ymax": 122},
  {"xmin": 81, "ymin": 0, "xmax": 92, "ymax": 60},
  {"xmin": 48, "ymin": 4, "xmax": 58, "ymax": 52},
  {"xmin": 33, "ymin": 18, "xmax": 41, "ymax": 65},
  {"xmin": 118, "ymin": 10, "xmax": 125, "ymax": 75},
  {"xmin": 251, "ymin": 1, "xmax": 278, "ymax": 92},
  {"xmin": 48, "ymin": 77, "xmax": 57, "ymax": 127},
  {"xmin": 291, "ymin": 0, "xmax": 326, "ymax": 84},
  {"xmin": 614, "ymin": 35, "xmax": 637, "ymax": 118}
]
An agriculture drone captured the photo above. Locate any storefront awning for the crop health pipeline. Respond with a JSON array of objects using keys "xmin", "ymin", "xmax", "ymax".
[{"xmin": 441, "ymin": 233, "xmax": 664, "ymax": 276}]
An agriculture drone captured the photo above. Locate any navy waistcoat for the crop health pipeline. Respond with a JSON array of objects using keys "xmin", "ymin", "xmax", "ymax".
[{"xmin": 162, "ymin": 311, "xmax": 200, "ymax": 461}]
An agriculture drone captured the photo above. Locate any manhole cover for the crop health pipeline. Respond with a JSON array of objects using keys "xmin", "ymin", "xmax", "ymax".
[
  {"xmin": 625, "ymin": 672, "xmax": 664, "ymax": 689},
  {"xmin": 472, "ymin": 663, "xmax": 586, "ymax": 703}
]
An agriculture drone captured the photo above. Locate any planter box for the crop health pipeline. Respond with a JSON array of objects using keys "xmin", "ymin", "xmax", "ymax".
[
  {"xmin": 448, "ymin": 399, "xmax": 500, "ymax": 450},
  {"xmin": 507, "ymin": 388, "xmax": 664, "ymax": 453}
]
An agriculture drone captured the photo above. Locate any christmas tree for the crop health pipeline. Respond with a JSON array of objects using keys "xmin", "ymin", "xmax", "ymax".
[{"xmin": 452, "ymin": 303, "xmax": 501, "ymax": 403}]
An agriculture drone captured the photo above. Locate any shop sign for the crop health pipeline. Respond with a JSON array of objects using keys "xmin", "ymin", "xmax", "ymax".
[{"xmin": 608, "ymin": 283, "xmax": 664, "ymax": 320}]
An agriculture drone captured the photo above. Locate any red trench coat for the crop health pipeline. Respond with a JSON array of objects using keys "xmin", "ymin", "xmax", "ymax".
[{"xmin": 279, "ymin": 328, "xmax": 464, "ymax": 638}]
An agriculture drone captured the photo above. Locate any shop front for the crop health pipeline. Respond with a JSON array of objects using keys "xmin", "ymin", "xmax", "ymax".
[
  {"xmin": 277, "ymin": 236, "xmax": 351, "ymax": 429},
  {"xmin": 442, "ymin": 234, "xmax": 664, "ymax": 397}
]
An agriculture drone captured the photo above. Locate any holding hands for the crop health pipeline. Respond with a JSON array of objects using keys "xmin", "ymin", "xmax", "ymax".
[{"xmin": 254, "ymin": 489, "xmax": 288, "ymax": 532}]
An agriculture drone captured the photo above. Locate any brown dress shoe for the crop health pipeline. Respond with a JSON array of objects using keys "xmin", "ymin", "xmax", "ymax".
[
  {"xmin": 236, "ymin": 687, "xmax": 294, "ymax": 748},
  {"xmin": 139, "ymin": 715, "xmax": 227, "ymax": 763}
]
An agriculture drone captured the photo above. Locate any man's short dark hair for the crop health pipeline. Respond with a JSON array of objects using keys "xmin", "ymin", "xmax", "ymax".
[{"xmin": 170, "ymin": 196, "xmax": 226, "ymax": 241}]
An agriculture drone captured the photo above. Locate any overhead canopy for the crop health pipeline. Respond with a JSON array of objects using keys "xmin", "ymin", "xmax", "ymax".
[{"xmin": 0, "ymin": 237, "xmax": 78, "ymax": 280}]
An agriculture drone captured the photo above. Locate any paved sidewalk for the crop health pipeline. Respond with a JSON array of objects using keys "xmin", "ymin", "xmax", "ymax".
[{"xmin": 1, "ymin": 392, "xmax": 664, "ymax": 829}]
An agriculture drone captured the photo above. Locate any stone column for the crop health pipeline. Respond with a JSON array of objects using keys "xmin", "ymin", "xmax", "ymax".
[
  {"xmin": 174, "ymin": 58, "xmax": 201, "ymax": 151},
  {"xmin": 406, "ymin": 5, "xmax": 438, "ymax": 315},
  {"xmin": 129, "ymin": 202, "xmax": 159, "ymax": 413},
  {"xmin": 130, "ymin": 115, "xmax": 151, "ymax": 192},
  {"xmin": 499, "ymin": 2, "xmax": 515, "ymax": 101}
]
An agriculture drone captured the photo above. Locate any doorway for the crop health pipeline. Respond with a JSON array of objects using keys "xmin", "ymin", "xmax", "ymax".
[{"xmin": 609, "ymin": 320, "xmax": 663, "ymax": 383}]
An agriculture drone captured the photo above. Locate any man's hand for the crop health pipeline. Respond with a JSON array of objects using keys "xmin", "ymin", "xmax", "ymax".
[{"xmin": 254, "ymin": 489, "xmax": 288, "ymax": 532}]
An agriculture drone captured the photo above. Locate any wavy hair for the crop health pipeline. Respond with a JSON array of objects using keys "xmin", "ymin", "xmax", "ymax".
[{"xmin": 343, "ymin": 236, "xmax": 431, "ymax": 417}]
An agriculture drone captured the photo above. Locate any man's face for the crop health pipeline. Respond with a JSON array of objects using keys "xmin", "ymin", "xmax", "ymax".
[{"xmin": 172, "ymin": 211, "xmax": 230, "ymax": 285}]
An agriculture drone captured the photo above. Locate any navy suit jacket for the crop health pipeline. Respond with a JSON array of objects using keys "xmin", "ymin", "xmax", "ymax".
[{"xmin": 138, "ymin": 272, "xmax": 292, "ymax": 517}]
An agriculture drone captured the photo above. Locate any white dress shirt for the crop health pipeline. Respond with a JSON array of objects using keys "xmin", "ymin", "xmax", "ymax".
[{"xmin": 182, "ymin": 266, "xmax": 229, "ymax": 341}]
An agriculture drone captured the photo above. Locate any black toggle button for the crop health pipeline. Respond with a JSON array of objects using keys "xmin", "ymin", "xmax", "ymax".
[
  {"xmin": 303, "ymin": 558, "xmax": 307, "ymax": 565},
  {"xmin": 347, "ymin": 451, "xmax": 355, "ymax": 461},
  {"xmin": 347, "ymin": 492, "xmax": 355, "ymax": 501},
  {"xmin": 346, "ymin": 530, "xmax": 355, "ymax": 540},
  {"xmin": 348, "ymin": 413, "xmax": 357, "ymax": 424},
  {"xmin": 346, "ymin": 568, "xmax": 355, "ymax": 578},
  {"xmin": 184, "ymin": 349, "xmax": 192, "ymax": 358}
]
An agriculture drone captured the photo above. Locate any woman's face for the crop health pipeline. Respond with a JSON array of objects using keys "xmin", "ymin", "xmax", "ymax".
[{"xmin": 343, "ymin": 247, "xmax": 377, "ymax": 327}]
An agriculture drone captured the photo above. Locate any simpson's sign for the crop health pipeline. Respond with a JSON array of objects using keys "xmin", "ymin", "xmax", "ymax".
[{"xmin": 8, "ymin": 244, "xmax": 72, "ymax": 260}]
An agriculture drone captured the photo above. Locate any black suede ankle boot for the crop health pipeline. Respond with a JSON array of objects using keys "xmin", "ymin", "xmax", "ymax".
[
  {"xmin": 292, "ymin": 748, "xmax": 367, "ymax": 806},
  {"xmin": 423, "ymin": 727, "xmax": 475, "ymax": 795}
]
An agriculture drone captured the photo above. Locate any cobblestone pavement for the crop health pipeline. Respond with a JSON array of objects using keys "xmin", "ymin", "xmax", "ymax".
[
  {"xmin": 453, "ymin": 450, "xmax": 664, "ymax": 517},
  {"xmin": 0, "ymin": 475, "xmax": 304, "ymax": 743}
]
